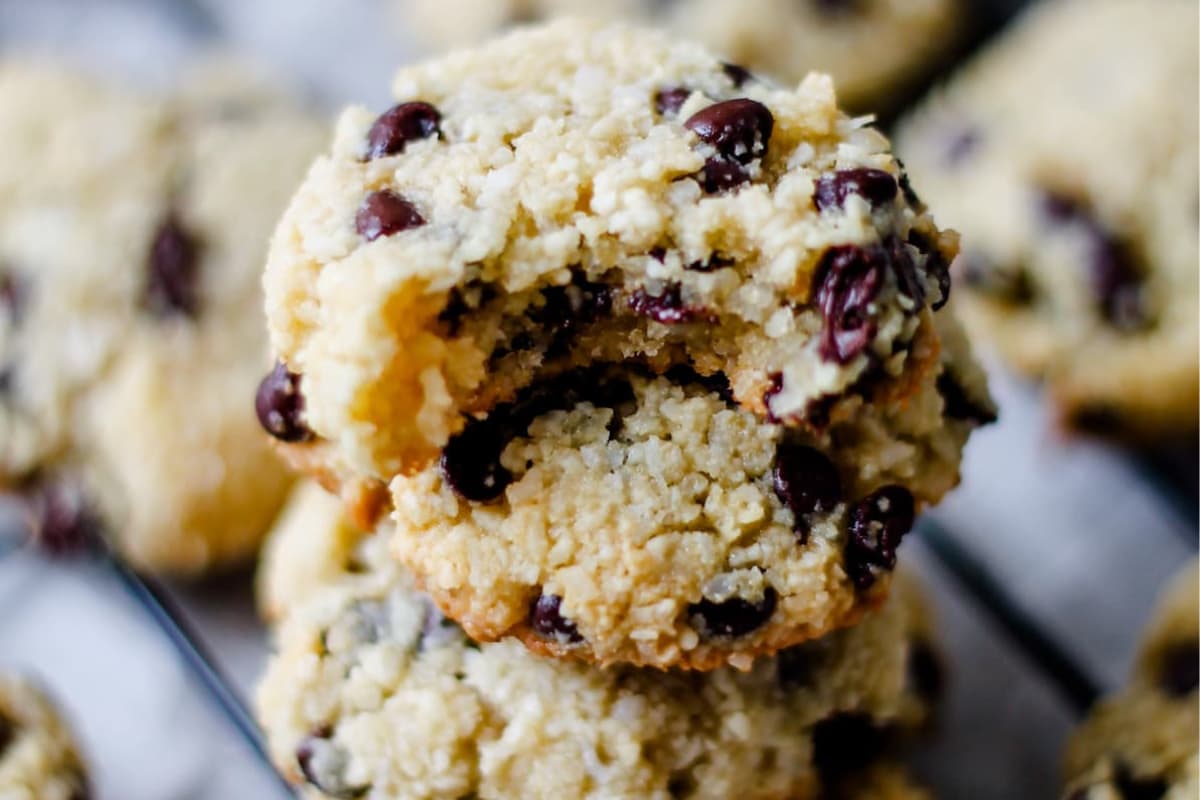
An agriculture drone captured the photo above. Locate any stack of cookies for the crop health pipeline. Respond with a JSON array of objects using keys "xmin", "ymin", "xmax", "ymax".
[{"xmin": 252, "ymin": 20, "xmax": 995, "ymax": 798}]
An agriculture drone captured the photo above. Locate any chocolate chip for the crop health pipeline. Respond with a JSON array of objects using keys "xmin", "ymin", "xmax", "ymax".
[
  {"xmin": 907, "ymin": 229, "xmax": 951, "ymax": 311},
  {"xmin": 960, "ymin": 253, "xmax": 1035, "ymax": 306},
  {"xmin": 887, "ymin": 236, "xmax": 925, "ymax": 308},
  {"xmin": 773, "ymin": 443, "xmax": 841, "ymax": 538},
  {"xmin": 812, "ymin": 245, "xmax": 886, "ymax": 364},
  {"xmin": 25, "ymin": 480, "xmax": 105, "ymax": 558},
  {"xmin": 530, "ymin": 593, "xmax": 583, "ymax": 643},
  {"xmin": 695, "ymin": 157, "xmax": 751, "ymax": 193},
  {"xmin": 811, "ymin": 714, "xmax": 886, "ymax": 779},
  {"xmin": 942, "ymin": 126, "xmax": 981, "ymax": 167},
  {"xmin": 441, "ymin": 368, "xmax": 634, "ymax": 502},
  {"xmin": 1157, "ymin": 639, "xmax": 1199, "ymax": 697},
  {"xmin": 662, "ymin": 364, "xmax": 734, "ymax": 405},
  {"xmin": 0, "ymin": 712, "xmax": 14, "ymax": 758},
  {"xmin": 144, "ymin": 215, "xmax": 201, "ymax": 318},
  {"xmin": 628, "ymin": 283, "xmax": 710, "ymax": 324},
  {"xmin": 655, "ymin": 87, "xmax": 692, "ymax": 116},
  {"xmin": 535, "ymin": 270, "xmax": 613, "ymax": 349},
  {"xmin": 440, "ymin": 419, "xmax": 513, "ymax": 502},
  {"xmin": 908, "ymin": 639, "xmax": 945, "ymax": 703},
  {"xmin": 811, "ymin": 0, "xmax": 863, "ymax": 15},
  {"xmin": 896, "ymin": 160, "xmax": 922, "ymax": 207},
  {"xmin": 1039, "ymin": 191, "xmax": 1148, "ymax": 329},
  {"xmin": 776, "ymin": 641, "xmax": 824, "ymax": 689},
  {"xmin": 296, "ymin": 727, "xmax": 368, "ymax": 799},
  {"xmin": 1112, "ymin": 763, "xmax": 1168, "ymax": 800},
  {"xmin": 355, "ymin": 190, "xmax": 425, "ymax": 241},
  {"xmin": 0, "ymin": 270, "xmax": 26, "ymax": 325},
  {"xmin": 684, "ymin": 99, "xmax": 773, "ymax": 164},
  {"xmin": 685, "ymin": 252, "xmax": 734, "ymax": 272},
  {"xmin": 813, "ymin": 168, "xmax": 898, "ymax": 212},
  {"xmin": 365, "ymin": 102, "xmax": 441, "ymax": 160},
  {"xmin": 255, "ymin": 362, "xmax": 313, "ymax": 443},
  {"xmin": 688, "ymin": 587, "xmax": 777, "ymax": 639},
  {"xmin": 936, "ymin": 371, "xmax": 997, "ymax": 426},
  {"xmin": 722, "ymin": 62, "xmax": 754, "ymax": 87},
  {"xmin": 844, "ymin": 486, "xmax": 914, "ymax": 590}
]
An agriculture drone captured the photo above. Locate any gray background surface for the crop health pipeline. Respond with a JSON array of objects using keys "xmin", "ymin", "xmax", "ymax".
[{"xmin": 0, "ymin": 1, "xmax": 1195, "ymax": 798}]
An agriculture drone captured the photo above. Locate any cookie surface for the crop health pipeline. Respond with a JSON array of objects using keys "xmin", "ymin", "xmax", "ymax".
[
  {"xmin": 1063, "ymin": 561, "xmax": 1199, "ymax": 799},
  {"xmin": 256, "ymin": 487, "xmax": 942, "ymax": 800},
  {"xmin": 262, "ymin": 21, "xmax": 991, "ymax": 665},
  {"xmin": 0, "ymin": 674, "xmax": 89, "ymax": 800},
  {"xmin": 0, "ymin": 63, "xmax": 325, "ymax": 573},
  {"xmin": 398, "ymin": 0, "xmax": 963, "ymax": 113},
  {"xmin": 896, "ymin": 0, "xmax": 1199, "ymax": 438}
]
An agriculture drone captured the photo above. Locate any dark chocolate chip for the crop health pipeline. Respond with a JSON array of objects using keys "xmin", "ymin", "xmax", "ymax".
[
  {"xmin": 662, "ymin": 363, "xmax": 734, "ymax": 405},
  {"xmin": 811, "ymin": 0, "xmax": 863, "ymax": 15},
  {"xmin": 1112, "ymin": 763, "xmax": 1168, "ymax": 800},
  {"xmin": 1039, "ymin": 191, "xmax": 1148, "ymax": 329},
  {"xmin": 936, "ymin": 371, "xmax": 997, "ymax": 426},
  {"xmin": 0, "ymin": 712, "xmax": 14, "ymax": 759},
  {"xmin": 628, "ymin": 283, "xmax": 710, "ymax": 324},
  {"xmin": 695, "ymin": 157, "xmax": 751, "ymax": 194},
  {"xmin": 667, "ymin": 772, "xmax": 696, "ymax": 798},
  {"xmin": 960, "ymin": 253, "xmax": 1035, "ymax": 306},
  {"xmin": 908, "ymin": 229, "xmax": 951, "ymax": 311},
  {"xmin": 811, "ymin": 713, "xmax": 886, "ymax": 779},
  {"xmin": 655, "ymin": 87, "xmax": 692, "ymax": 116},
  {"xmin": 688, "ymin": 587, "xmax": 777, "ymax": 639},
  {"xmin": 776, "ymin": 641, "xmax": 824, "ymax": 689},
  {"xmin": 722, "ymin": 62, "xmax": 754, "ymax": 87},
  {"xmin": 896, "ymin": 160, "xmax": 922, "ymax": 207},
  {"xmin": 296, "ymin": 727, "xmax": 368, "ymax": 799},
  {"xmin": 887, "ymin": 236, "xmax": 925, "ymax": 308},
  {"xmin": 530, "ymin": 593, "xmax": 583, "ymax": 643},
  {"xmin": 908, "ymin": 639, "xmax": 945, "ymax": 703},
  {"xmin": 255, "ymin": 362, "xmax": 313, "ymax": 443},
  {"xmin": 144, "ymin": 215, "xmax": 201, "ymax": 318},
  {"xmin": 942, "ymin": 126, "xmax": 981, "ymax": 167},
  {"xmin": 813, "ymin": 168, "xmax": 898, "ymax": 212},
  {"xmin": 684, "ymin": 99, "xmax": 774, "ymax": 165},
  {"xmin": 1157, "ymin": 639, "xmax": 1199, "ymax": 697},
  {"xmin": 0, "ymin": 270, "xmax": 27, "ymax": 325},
  {"xmin": 25, "ymin": 480, "xmax": 105, "ymax": 558},
  {"xmin": 355, "ymin": 190, "xmax": 425, "ymax": 241},
  {"xmin": 440, "ymin": 418, "xmax": 513, "ymax": 502},
  {"xmin": 844, "ymin": 486, "xmax": 914, "ymax": 590},
  {"xmin": 365, "ymin": 102, "xmax": 442, "ymax": 160},
  {"xmin": 812, "ymin": 244, "xmax": 886, "ymax": 364},
  {"xmin": 685, "ymin": 253, "xmax": 734, "ymax": 272},
  {"xmin": 773, "ymin": 442, "xmax": 842, "ymax": 534},
  {"xmin": 441, "ymin": 368, "xmax": 634, "ymax": 502}
]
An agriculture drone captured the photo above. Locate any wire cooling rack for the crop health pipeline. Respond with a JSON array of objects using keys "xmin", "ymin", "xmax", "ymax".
[{"xmin": 0, "ymin": 1, "xmax": 1196, "ymax": 797}]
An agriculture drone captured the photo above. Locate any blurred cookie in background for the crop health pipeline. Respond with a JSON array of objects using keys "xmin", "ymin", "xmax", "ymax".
[
  {"xmin": 896, "ymin": 0, "xmax": 1199, "ymax": 440},
  {"xmin": 396, "ymin": 0, "xmax": 966, "ymax": 114},
  {"xmin": 0, "ymin": 62, "xmax": 326, "ymax": 574},
  {"xmin": 1063, "ymin": 560, "xmax": 1198, "ymax": 799},
  {"xmin": 0, "ymin": 673, "xmax": 90, "ymax": 800}
]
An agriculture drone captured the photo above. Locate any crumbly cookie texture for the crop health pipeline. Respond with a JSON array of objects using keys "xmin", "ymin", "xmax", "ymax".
[
  {"xmin": 256, "ymin": 496, "xmax": 943, "ymax": 800},
  {"xmin": 261, "ymin": 21, "xmax": 991, "ymax": 664},
  {"xmin": 1063, "ymin": 561, "xmax": 1199, "ymax": 799},
  {"xmin": 392, "ymin": 315, "xmax": 985, "ymax": 669},
  {"xmin": 0, "ymin": 62, "xmax": 325, "ymax": 573},
  {"xmin": 398, "ymin": 0, "xmax": 963, "ymax": 113},
  {"xmin": 0, "ymin": 675, "xmax": 89, "ymax": 800},
  {"xmin": 896, "ymin": 0, "xmax": 1199, "ymax": 438}
]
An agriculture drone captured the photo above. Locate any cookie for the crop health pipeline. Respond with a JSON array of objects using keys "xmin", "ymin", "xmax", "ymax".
[
  {"xmin": 0, "ymin": 62, "xmax": 326, "ymax": 573},
  {"xmin": 256, "ymin": 492, "xmax": 943, "ymax": 800},
  {"xmin": 397, "ymin": 0, "xmax": 964, "ymax": 114},
  {"xmin": 260, "ymin": 21, "xmax": 992, "ymax": 665},
  {"xmin": 831, "ymin": 762, "xmax": 933, "ymax": 800},
  {"xmin": 1063, "ymin": 561, "xmax": 1199, "ymax": 799},
  {"xmin": 0, "ymin": 674, "xmax": 89, "ymax": 800},
  {"xmin": 895, "ymin": 0, "xmax": 1199, "ymax": 438}
]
